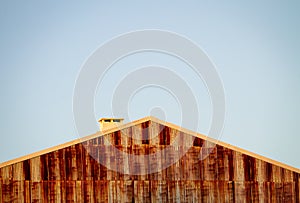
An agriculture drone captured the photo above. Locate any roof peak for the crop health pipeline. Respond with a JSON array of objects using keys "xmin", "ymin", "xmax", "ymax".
[{"xmin": 0, "ymin": 116, "xmax": 299, "ymax": 173}]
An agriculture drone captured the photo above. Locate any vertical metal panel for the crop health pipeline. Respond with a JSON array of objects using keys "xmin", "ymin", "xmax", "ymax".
[
  {"xmin": 250, "ymin": 182, "xmax": 260, "ymax": 202},
  {"xmin": 12, "ymin": 181, "xmax": 24, "ymax": 202},
  {"xmin": 150, "ymin": 181, "xmax": 168, "ymax": 202},
  {"xmin": 233, "ymin": 151, "xmax": 245, "ymax": 182},
  {"xmin": 0, "ymin": 179, "xmax": 2, "ymax": 202},
  {"xmin": 0, "ymin": 120, "xmax": 299, "ymax": 201},
  {"xmin": 83, "ymin": 181, "xmax": 94, "ymax": 203},
  {"xmin": 2, "ymin": 180, "xmax": 13, "ymax": 202},
  {"xmin": 59, "ymin": 148, "xmax": 66, "ymax": 182},
  {"xmin": 274, "ymin": 182, "xmax": 284, "ymax": 202},
  {"xmin": 131, "ymin": 124, "xmax": 143, "ymax": 145},
  {"xmin": 82, "ymin": 148, "xmax": 93, "ymax": 181},
  {"xmin": 200, "ymin": 181, "xmax": 210, "ymax": 202},
  {"xmin": 234, "ymin": 182, "xmax": 246, "ymax": 203},
  {"xmin": 283, "ymin": 182, "xmax": 295, "ymax": 202},
  {"xmin": 165, "ymin": 181, "xmax": 176, "ymax": 202},
  {"xmin": 216, "ymin": 145, "xmax": 226, "ymax": 181},
  {"xmin": 47, "ymin": 151, "xmax": 61, "ymax": 181},
  {"xmin": 186, "ymin": 146, "xmax": 201, "ymax": 180},
  {"xmin": 255, "ymin": 159, "xmax": 265, "ymax": 182},
  {"xmin": 93, "ymin": 181, "xmax": 107, "ymax": 202},
  {"xmin": 207, "ymin": 147, "xmax": 218, "ymax": 181},
  {"xmin": 272, "ymin": 165, "xmax": 282, "ymax": 182},
  {"xmin": 12, "ymin": 162, "xmax": 24, "ymax": 181},
  {"xmin": 30, "ymin": 157, "xmax": 41, "ymax": 182},
  {"xmin": 243, "ymin": 155, "xmax": 256, "ymax": 181},
  {"xmin": 64, "ymin": 146, "xmax": 73, "ymax": 181},
  {"xmin": 75, "ymin": 181, "xmax": 83, "ymax": 202},
  {"xmin": 30, "ymin": 182, "xmax": 43, "ymax": 202},
  {"xmin": 283, "ymin": 167, "xmax": 293, "ymax": 182},
  {"xmin": 24, "ymin": 181, "xmax": 30, "ymax": 202},
  {"xmin": 134, "ymin": 180, "xmax": 150, "ymax": 202},
  {"xmin": 141, "ymin": 121, "xmax": 150, "ymax": 145},
  {"xmin": 108, "ymin": 181, "xmax": 115, "ymax": 202},
  {"xmin": 0, "ymin": 166, "xmax": 12, "ymax": 181},
  {"xmin": 294, "ymin": 172, "xmax": 300, "ymax": 203},
  {"xmin": 225, "ymin": 181, "xmax": 235, "ymax": 202},
  {"xmin": 65, "ymin": 181, "xmax": 76, "ymax": 201}
]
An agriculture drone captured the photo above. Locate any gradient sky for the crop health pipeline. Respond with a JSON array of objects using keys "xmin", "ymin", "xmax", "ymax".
[{"xmin": 0, "ymin": 1, "xmax": 299, "ymax": 168}]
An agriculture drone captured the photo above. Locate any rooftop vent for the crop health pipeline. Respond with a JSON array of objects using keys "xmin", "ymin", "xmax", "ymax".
[{"xmin": 98, "ymin": 118, "xmax": 124, "ymax": 131}]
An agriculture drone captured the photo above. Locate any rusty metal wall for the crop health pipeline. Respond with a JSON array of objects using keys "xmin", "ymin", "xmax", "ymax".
[{"xmin": 0, "ymin": 121, "xmax": 299, "ymax": 202}]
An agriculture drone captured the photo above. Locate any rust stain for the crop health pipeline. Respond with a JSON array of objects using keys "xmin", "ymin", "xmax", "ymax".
[{"xmin": 0, "ymin": 120, "xmax": 299, "ymax": 202}]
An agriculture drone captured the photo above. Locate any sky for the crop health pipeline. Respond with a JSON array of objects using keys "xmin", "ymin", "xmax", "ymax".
[{"xmin": 0, "ymin": 1, "xmax": 299, "ymax": 169}]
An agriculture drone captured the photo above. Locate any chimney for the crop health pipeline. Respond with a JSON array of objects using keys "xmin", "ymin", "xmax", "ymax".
[{"xmin": 98, "ymin": 118, "xmax": 124, "ymax": 131}]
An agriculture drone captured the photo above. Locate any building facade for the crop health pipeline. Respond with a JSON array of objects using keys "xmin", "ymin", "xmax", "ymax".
[{"xmin": 0, "ymin": 117, "xmax": 299, "ymax": 202}]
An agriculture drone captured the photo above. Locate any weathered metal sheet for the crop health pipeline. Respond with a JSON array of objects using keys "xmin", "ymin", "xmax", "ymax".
[{"xmin": 0, "ymin": 120, "xmax": 299, "ymax": 202}]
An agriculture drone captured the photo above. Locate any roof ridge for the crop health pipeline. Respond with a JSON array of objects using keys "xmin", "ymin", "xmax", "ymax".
[
  {"xmin": 0, "ymin": 116, "xmax": 299, "ymax": 173},
  {"xmin": 0, "ymin": 116, "xmax": 154, "ymax": 168}
]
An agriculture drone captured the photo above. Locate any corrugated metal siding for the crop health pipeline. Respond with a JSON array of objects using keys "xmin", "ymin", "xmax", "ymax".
[{"xmin": 0, "ymin": 120, "xmax": 299, "ymax": 202}]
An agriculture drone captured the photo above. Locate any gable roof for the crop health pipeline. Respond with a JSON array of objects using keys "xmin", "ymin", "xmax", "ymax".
[{"xmin": 0, "ymin": 116, "xmax": 299, "ymax": 173}]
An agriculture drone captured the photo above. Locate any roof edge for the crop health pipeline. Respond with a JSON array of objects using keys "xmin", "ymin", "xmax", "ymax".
[
  {"xmin": 149, "ymin": 117, "xmax": 300, "ymax": 173},
  {"xmin": 0, "ymin": 116, "xmax": 299, "ymax": 173},
  {"xmin": 0, "ymin": 116, "xmax": 152, "ymax": 168}
]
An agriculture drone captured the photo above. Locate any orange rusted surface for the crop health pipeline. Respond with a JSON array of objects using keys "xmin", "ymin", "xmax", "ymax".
[{"xmin": 0, "ymin": 120, "xmax": 299, "ymax": 202}]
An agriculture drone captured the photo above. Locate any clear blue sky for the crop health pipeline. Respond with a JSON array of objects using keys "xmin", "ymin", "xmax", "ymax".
[{"xmin": 0, "ymin": 1, "xmax": 299, "ymax": 168}]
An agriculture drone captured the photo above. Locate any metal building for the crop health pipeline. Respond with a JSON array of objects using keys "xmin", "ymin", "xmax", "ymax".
[{"xmin": 0, "ymin": 117, "xmax": 299, "ymax": 202}]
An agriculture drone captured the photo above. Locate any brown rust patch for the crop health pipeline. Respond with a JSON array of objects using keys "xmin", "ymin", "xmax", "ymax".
[
  {"xmin": 266, "ymin": 162, "xmax": 272, "ymax": 182},
  {"xmin": 23, "ymin": 160, "xmax": 30, "ymax": 181},
  {"xmin": 193, "ymin": 137, "xmax": 203, "ymax": 147},
  {"xmin": 1, "ymin": 119, "xmax": 299, "ymax": 201},
  {"xmin": 294, "ymin": 172, "xmax": 299, "ymax": 203},
  {"xmin": 227, "ymin": 150, "xmax": 234, "ymax": 181},
  {"xmin": 141, "ymin": 121, "xmax": 150, "ymax": 145},
  {"xmin": 243, "ymin": 155, "xmax": 256, "ymax": 181}
]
